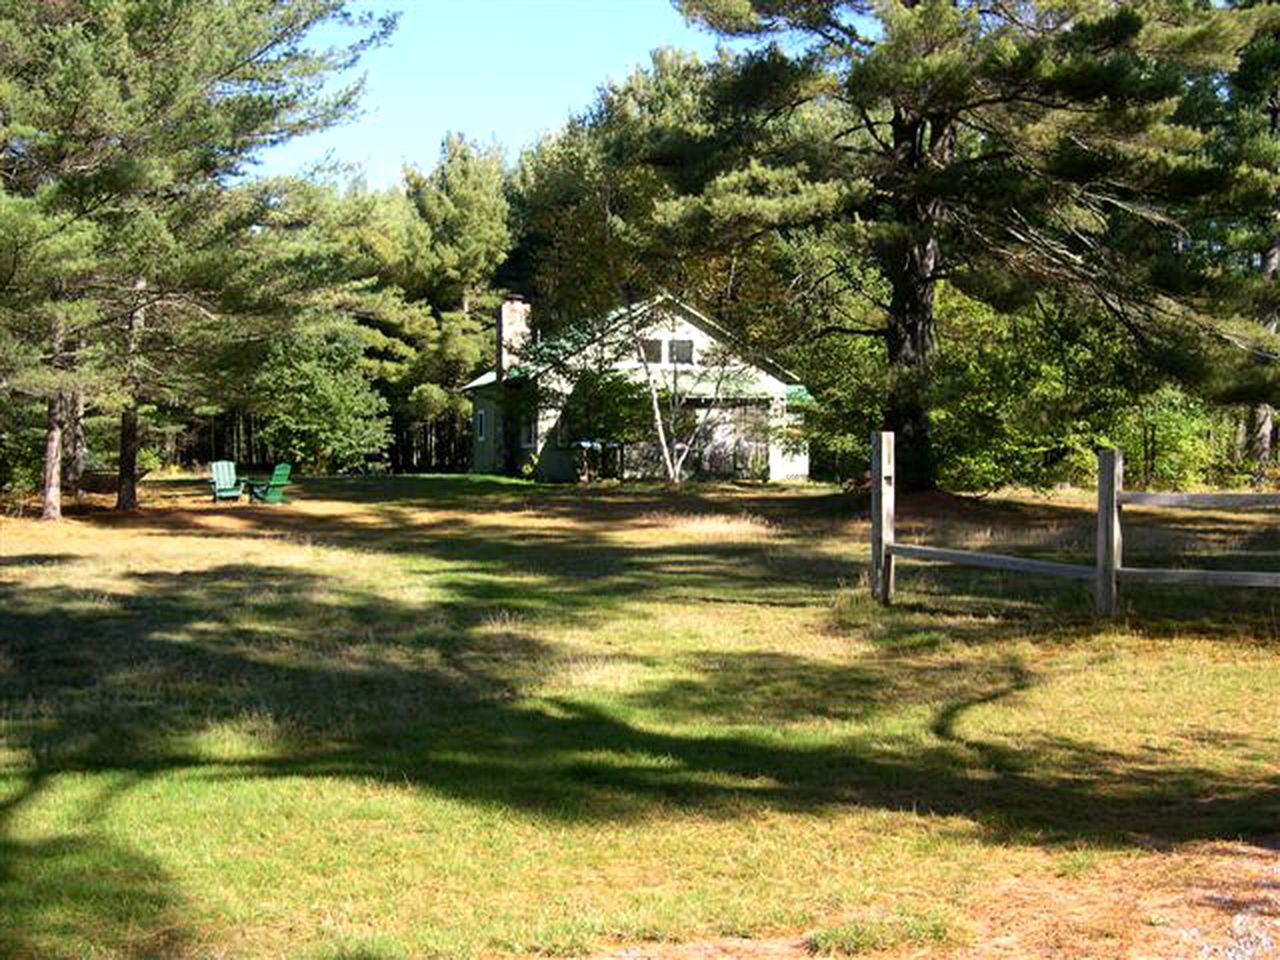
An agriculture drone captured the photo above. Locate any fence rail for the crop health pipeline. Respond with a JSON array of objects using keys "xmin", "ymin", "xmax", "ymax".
[
  {"xmin": 1117, "ymin": 567, "xmax": 1280, "ymax": 589},
  {"xmin": 868, "ymin": 431, "xmax": 1280, "ymax": 615},
  {"xmin": 1118, "ymin": 491, "xmax": 1280, "ymax": 509},
  {"xmin": 887, "ymin": 543, "xmax": 1094, "ymax": 580}
]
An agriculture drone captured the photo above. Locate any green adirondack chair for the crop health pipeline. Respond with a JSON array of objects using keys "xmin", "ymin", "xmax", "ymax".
[
  {"xmin": 248, "ymin": 463, "xmax": 291, "ymax": 504},
  {"xmin": 208, "ymin": 460, "xmax": 245, "ymax": 501}
]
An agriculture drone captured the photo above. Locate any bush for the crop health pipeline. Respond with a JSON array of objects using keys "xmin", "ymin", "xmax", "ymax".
[
  {"xmin": 253, "ymin": 319, "xmax": 391, "ymax": 472},
  {"xmin": 928, "ymin": 288, "xmax": 1145, "ymax": 490},
  {"xmin": 1111, "ymin": 385, "xmax": 1236, "ymax": 489},
  {"xmin": 0, "ymin": 401, "xmax": 46, "ymax": 502}
]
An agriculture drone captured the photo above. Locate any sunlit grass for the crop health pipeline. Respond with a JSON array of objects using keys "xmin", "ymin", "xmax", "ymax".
[
  {"xmin": 0, "ymin": 478, "xmax": 1277, "ymax": 958},
  {"xmin": 809, "ymin": 907, "xmax": 956, "ymax": 955}
]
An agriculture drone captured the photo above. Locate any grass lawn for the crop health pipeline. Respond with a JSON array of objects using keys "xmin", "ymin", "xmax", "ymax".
[{"xmin": 1, "ymin": 476, "xmax": 1278, "ymax": 959}]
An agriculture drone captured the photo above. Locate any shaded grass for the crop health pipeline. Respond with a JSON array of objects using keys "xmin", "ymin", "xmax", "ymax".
[{"xmin": 0, "ymin": 478, "xmax": 1278, "ymax": 957}]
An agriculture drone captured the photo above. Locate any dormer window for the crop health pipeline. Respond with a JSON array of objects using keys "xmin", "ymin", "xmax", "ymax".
[{"xmin": 670, "ymin": 339, "xmax": 693, "ymax": 364}]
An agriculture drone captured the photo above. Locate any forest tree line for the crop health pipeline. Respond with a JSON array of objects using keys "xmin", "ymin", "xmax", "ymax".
[{"xmin": 5, "ymin": 0, "xmax": 1280, "ymax": 519}]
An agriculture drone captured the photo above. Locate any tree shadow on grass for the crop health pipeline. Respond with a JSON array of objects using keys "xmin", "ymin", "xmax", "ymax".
[
  {"xmin": 7, "ymin": 480, "xmax": 1280, "ymax": 954},
  {"xmin": 85, "ymin": 477, "xmax": 1280, "ymax": 630},
  {"xmin": 0, "ymin": 771, "xmax": 190, "ymax": 960},
  {"xmin": 0, "ymin": 553, "xmax": 79, "ymax": 568},
  {"xmin": 2, "ymin": 563, "xmax": 1276, "ymax": 832},
  {"xmin": 0, "ymin": 833, "xmax": 186, "ymax": 960}
]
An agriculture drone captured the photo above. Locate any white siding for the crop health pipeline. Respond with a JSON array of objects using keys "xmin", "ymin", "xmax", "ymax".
[{"xmin": 467, "ymin": 297, "xmax": 809, "ymax": 482}]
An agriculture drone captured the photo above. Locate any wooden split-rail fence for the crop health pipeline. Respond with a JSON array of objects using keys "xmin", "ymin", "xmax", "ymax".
[{"xmin": 869, "ymin": 432, "xmax": 1280, "ymax": 616}]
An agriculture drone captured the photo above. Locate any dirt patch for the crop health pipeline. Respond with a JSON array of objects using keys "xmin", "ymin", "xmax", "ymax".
[
  {"xmin": 585, "ymin": 838, "xmax": 1280, "ymax": 960},
  {"xmin": 961, "ymin": 838, "xmax": 1278, "ymax": 960},
  {"xmin": 593, "ymin": 938, "xmax": 810, "ymax": 960}
]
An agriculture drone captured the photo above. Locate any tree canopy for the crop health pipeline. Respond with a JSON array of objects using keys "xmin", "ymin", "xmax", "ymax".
[
  {"xmin": 0, "ymin": 0, "xmax": 395, "ymax": 515},
  {"xmin": 672, "ymin": 0, "xmax": 1279, "ymax": 486}
]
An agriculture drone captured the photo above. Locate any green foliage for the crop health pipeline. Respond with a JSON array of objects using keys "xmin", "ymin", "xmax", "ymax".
[
  {"xmin": 697, "ymin": 224, "xmax": 890, "ymax": 480},
  {"xmin": 406, "ymin": 383, "xmax": 452, "ymax": 422},
  {"xmin": 6, "ymin": 0, "xmax": 1271, "ymax": 494},
  {"xmin": 135, "ymin": 447, "xmax": 164, "ymax": 477},
  {"xmin": 671, "ymin": 0, "xmax": 1277, "ymax": 486},
  {"xmin": 404, "ymin": 135, "xmax": 511, "ymax": 311},
  {"xmin": 0, "ymin": 401, "xmax": 44, "ymax": 500},
  {"xmin": 928, "ymin": 289, "xmax": 1148, "ymax": 490},
  {"xmin": 0, "ymin": 1, "xmax": 396, "ymax": 506},
  {"xmin": 510, "ymin": 51, "xmax": 747, "ymax": 328},
  {"xmin": 1112, "ymin": 386, "xmax": 1239, "ymax": 490},
  {"xmin": 556, "ymin": 371, "xmax": 652, "ymax": 447},
  {"xmin": 283, "ymin": 135, "xmax": 511, "ymax": 471},
  {"xmin": 253, "ymin": 320, "xmax": 390, "ymax": 472},
  {"xmin": 505, "ymin": 20, "xmax": 1280, "ymax": 492},
  {"xmin": 776, "ymin": 281, "xmax": 1244, "ymax": 491}
]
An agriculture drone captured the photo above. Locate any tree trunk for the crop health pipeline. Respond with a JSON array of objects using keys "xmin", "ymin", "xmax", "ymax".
[
  {"xmin": 116, "ymin": 278, "xmax": 146, "ymax": 511},
  {"xmin": 117, "ymin": 405, "xmax": 140, "ymax": 510},
  {"xmin": 1251, "ymin": 102, "xmax": 1280, "ymax": 484},
  {"xmin": 1250, "ymin": 243, "xmax": 1279, "ymax": 482},
  {"xmin": 642, "ymin": 352, "xmax": 678, "ymax": 484},
  {"xmin": 41, "ymin": 310, "xmax": 68, "ymax": 521},
  {"xmin": 62, "ymin": 387, "xmax": 86, "ymax": 496},
  {"xmin": 1246, "ymin": 401, "xmax": 1272, "ymax": 480},
  {"xmin": 880, "ymin": 110, "xmax": 951, "ymax": 491},
  {"xmin": 627, "ymin": 304, "xmax": 679, "ymax": 484},
  {"xmin": 884, "ymin": 234, "xmax": 939, "ymax": 490},
  {"xmin": 41, "ymin": 392, "xmax": 66, "ymax": 521}
]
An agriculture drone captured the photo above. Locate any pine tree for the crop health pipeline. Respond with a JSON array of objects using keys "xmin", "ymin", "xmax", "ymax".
[
  {"xmin": 398, "ymin": 135, "xmax": 512, "ymax": 468},
  {"xmin": 1186, "ymin": 4, "xmax": 1280, "ymax": 480},
  {"xmin": 405, "ymin": 135, "xmax": 512, "ymax": 316},
  {"xmin": 679, "ymin": 0, "xmax": 1272, "ymax": 487},
  {"xmin": 0, "ymin": 0, "xmax": 395, "ymax": 516},
  {"xmin": 267, "ymin": 139, "xmax": 512, "ymax": 473}
]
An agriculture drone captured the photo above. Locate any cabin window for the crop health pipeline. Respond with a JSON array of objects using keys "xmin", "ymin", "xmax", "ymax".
[
  {"xmin": 475, "ymin": 408, "xmax": 486, "ymax": 442},
  {"xmin": 639, "ymin": 338, "xmax": 663, "ymax": 363},
  {"xmin": 521, "ymin": 412, "xmax": 537, "ymax": 448},
  {"xmin": 670, "ymin": 339, "xmax": 694, "ymax": 364}
]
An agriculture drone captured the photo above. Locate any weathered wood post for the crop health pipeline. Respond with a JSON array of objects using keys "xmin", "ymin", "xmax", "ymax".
[
  {"xmin": 1096, "ymin": 448, "xmax": 1122, "ymax": 616},
  {"xmin": 871, "ymin": 431, "xmax": 896, "ymax": 604}
]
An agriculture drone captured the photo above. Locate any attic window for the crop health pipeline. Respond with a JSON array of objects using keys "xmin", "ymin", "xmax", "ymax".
[
  {"xmin": 670, "ymin": 339, "xmax": 693, "ymax": 364},
  {"xmin": 639, "ymin": 338, "xmax": 663, "ymax": 363}
]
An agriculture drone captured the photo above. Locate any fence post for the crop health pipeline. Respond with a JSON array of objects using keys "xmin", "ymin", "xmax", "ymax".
[
  {"xmin": 1096, "ymin": 448, "xmax": 1122, "ymax": 616},
  {"xmin": 871, "ymin": 431, "xmax": 896, "ymax": 604}
]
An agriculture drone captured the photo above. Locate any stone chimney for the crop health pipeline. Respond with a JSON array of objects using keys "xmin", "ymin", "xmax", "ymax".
[{"xmin": 495, "ymin": 295, "xmax": 531, "ymax": 380}]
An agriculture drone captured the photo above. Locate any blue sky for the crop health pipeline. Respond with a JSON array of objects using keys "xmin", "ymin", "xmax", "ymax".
[{"xmin": 256, "ymin": 0, "xmax": 728, "ymax": 188}]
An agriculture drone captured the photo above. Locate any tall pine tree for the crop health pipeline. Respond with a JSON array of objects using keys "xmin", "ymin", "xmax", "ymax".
[
  {"xmin": 0, "ymin": 0, "xmax": 394, "ymax": 516},
  {"xmin": 678, "ymin": 0, "xmax": 1273, "ymax": 487}
]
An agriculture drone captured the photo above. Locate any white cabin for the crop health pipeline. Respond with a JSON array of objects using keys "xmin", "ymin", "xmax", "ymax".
[{"xmin": 463, "ymin": 295, "xmax": 810, "ymax": 483}]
